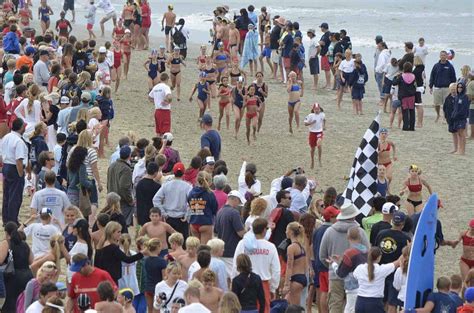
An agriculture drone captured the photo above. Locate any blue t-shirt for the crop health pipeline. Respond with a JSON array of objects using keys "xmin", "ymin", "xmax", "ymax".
[
  {"xmin": 144, "ymin": 255, "xmax": 167, "ymax": 292},
  {"xmin": 201, "ymin": 129, "xmax": 221, "ymax": 160},
  {"xmin": 448, "ymin": 291, "xmax": 463, "ymax": 309},
  {"xmin": 427, "ymin": 292, "xmax": 457, "ymax": 313},
  {"xmin": 313, "ymin": 223, "xmax": 331, "ymax": 272},
  {"xmin": 282, "ymin": 33, "xmax": 294, "ymax": 58}
]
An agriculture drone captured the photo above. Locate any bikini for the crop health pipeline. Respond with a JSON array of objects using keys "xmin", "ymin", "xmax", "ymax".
[
  {"xmin": 170, "ymin": 57, "xmax": 181, "ymax": 76},
  {"xmin": 407, "ymin": 178, "xmax": 423, "ymax": 207},
  {"xmin": 379, "ymin": 142, "xmax": 392, "ymax": 167},
  {"xmin": 246, "ymin": 97, "xmax": 258, "ymax": 119},
  {"xmin": 218, "ymin": 86, "xmax": 231, "ymax": 108},
  {"xmin": 113, "ymin": 27, "xmax": 125, "ymax": 40},
  {"xmin": 461, "ymin": 232, "xmax": 474, "ymax": 268},
  {"xmin": 215, "ymin": 54, "xmax": 228, "ymax": 73},
  {"xmin": 289, "ymin": 243, "xmax": 308, "ymax": 287},
  {"xmin": 197, "ymin": 82, "xmax": 209, "ymax": 102},
  {"xmin": 288, "ymin": 84, "xmax": 301, "ymax": 107},
  {"xmin": 148, "ymin": 61, "xmax": 158, "ymax": 80},
  {"xmin": 205, "ymin": 68, "xmax": 216, "ymax": 85}
]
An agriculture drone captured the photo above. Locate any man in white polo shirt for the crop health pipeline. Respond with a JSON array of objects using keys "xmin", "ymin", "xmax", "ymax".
[
  {"xmin": 1, "ymin": 118, "xmax": 29, "ymax": 225},
  {"xmin": 148, "ymin": 72, "xmax": 172, "ymax": 136}
]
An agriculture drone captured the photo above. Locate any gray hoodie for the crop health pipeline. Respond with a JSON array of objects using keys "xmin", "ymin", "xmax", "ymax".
[{"xmin": 319, "ymin": 220, "xmax": 369, "ymax": 280}]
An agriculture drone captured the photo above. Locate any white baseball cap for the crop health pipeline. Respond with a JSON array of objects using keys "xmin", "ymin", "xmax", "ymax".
[
  {"xmin": 382, "ymin": 202, "xmax": 399, "ymax": 215},
  {"xmin": 163, "ymin": 132, "xmax": 173, "ymax": 142},
  {"xmin": 98, "ymin": 46, "xmax": 107, "ymax": 53},
  {"xmin": 228, "ymin": 190, "xmax": 245, "ymax": 204}
]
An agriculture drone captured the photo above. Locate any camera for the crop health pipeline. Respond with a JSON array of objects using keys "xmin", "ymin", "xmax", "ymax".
[{"xmin": 159, "ymin": 292, "xmax": 167, "ymax": 301}]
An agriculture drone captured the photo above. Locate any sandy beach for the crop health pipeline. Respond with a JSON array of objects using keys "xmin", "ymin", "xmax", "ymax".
[{"xmin": 1, "ymin": 18, "xmax": 473, "ymax": 287}]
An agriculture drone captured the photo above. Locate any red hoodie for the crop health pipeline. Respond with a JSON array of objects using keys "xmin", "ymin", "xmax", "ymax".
[{"xmin": 183, "ymin": 168, "xmax": 199, "ymax": 186}]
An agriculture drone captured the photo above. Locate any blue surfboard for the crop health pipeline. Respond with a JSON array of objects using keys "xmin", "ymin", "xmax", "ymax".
[{"xmin": 405, "ymin": 193, "xmax": 438, "ymax": 310}]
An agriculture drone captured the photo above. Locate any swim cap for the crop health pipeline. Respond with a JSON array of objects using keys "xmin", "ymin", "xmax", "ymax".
[
  {"xmin": 199, "ymin": 71, "xmax": 208, "ymax": 78},
  {"xmin": 119, "ymin": 288, "xmax": 134, "ymax": 301},
  {"xmin": 312, "ymin": 102, "xmax": 320, "ymax": 111},
  {"xmin": 469, "ymin": 218, "xmax": 474, "ymax": 228},
  {"xmin": 151, "ymin": 49, "xmax": 158, "ymax": 56},
  {"xmin": 380, "ymin": 128, "xmax": 388, "ymax": 133}
]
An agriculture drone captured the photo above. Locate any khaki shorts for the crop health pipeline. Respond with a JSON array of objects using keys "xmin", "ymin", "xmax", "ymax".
[
  {"xmin": 433, "ymin": 87, "xmax": 449, "ymax": 107},
  {"xmin": 271, "ymin": 49, "xmax": 281, "ymax": 64},
  {"xmin": 103, "ymin": 11, "xmax": 117, "ymax": 21}
]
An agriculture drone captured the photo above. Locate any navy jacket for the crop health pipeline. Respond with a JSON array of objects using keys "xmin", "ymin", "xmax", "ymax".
[
  {"xmin": 429, "ymin": 61, "xmax": 456, "ymax": 88},
  {"xmin": 187, "ymin": 186, "xmax": 218, "ymax": 225}
]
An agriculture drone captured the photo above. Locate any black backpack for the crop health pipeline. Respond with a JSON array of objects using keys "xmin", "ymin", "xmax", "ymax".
[{"xmin": 172, "ymin": 25, "xmax": 186, "ymax": 46}]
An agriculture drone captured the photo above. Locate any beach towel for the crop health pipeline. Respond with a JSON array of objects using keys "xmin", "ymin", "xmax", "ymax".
[{"xmin": 241, "ymin": 30, "xmax": 259, "ymax": 69}]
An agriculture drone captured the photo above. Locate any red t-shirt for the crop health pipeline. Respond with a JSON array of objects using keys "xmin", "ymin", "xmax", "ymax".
[{"xmin": 69, "ymin": 267, "xmax": 116, "ymax": 312}]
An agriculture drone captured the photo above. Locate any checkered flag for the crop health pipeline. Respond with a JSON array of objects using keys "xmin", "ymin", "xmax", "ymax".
[{"xmin": 342, "ymin": 112, "xmax": 381, "ymax": 216}]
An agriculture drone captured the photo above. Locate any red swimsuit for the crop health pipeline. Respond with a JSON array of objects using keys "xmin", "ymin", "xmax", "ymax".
[
  {"xmin": 461, "ymin": 232, "xmax": 474, "ymax": 268},
  {"xmin": 246, "ymin": 97, "xmax": 258, "ymax": 119}
]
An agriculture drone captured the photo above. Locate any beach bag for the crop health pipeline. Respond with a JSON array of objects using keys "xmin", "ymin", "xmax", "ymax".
[
  {"xmin": 79, "ymin": 186, "xmax": 92, "ymax": 217},
  {"xmin": 172, "ymin": 25, "xmax": 186, "ymax": 46}
]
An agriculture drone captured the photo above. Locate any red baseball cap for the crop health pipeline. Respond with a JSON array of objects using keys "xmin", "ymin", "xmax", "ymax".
[
  {"xmin": 173, "ymin": 162, "xmax": 185, "ymax": 175},
  {"xmin": 323, "ymin": 206, "xmax": 340, "ymax": 222},
  {"xmin": 469, "ymin": 218, "xmax": 474, "ymax": 228}
]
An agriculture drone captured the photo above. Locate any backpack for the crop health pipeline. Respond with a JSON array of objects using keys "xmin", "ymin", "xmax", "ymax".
[{"xmin": 172, "ymin": 25, "xmax": 186, "ymax": 46}]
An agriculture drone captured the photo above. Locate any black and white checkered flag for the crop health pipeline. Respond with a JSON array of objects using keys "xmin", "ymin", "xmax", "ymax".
[{"xmin": 342, "ymin": 113, "xmax": 381, "ymax": 216}]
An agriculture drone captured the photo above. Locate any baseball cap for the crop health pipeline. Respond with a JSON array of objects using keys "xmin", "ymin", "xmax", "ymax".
[
  {"xmin": 81, "ymin": 91, "xmax": 91, "ymax": 101},
  {"xmin": 60, "ymin": 96, "xmax": 70, "ymax": 104},
  {"xmin": 392, "ymin": 211, "xmax": 407, "ymax": 225},
  {"xmin": 323, "ymin": 206, "xmax": 340, "ymax": 222},
  {"xmin": 382, "ymin": 202, "xmax": 399, "ymax": 215},
  {"xmin": 119, "ymin": 145, "xmax": 132, "ymax": 159},
  {"xmin": 98, "ymin": 46, "xmax": 107, "ymax": 53},
  {"xmin": 469, "ymin": 218, "xmax": 474, "ymax": 228},
  {"xmin": 163, "ymin": 132, "xmax": 173, "ymax": 142},
  {"xmin": 56, "ymin": 282, "xmax": 67, "ymax": 291},
  {"xmin": 125, "ymin": 29, "xmax": 131, "ymax": 33},
  {"xmin": 173, "ymin": 162, "xmax": 185, "ymax": 175},
  {"xmin": 77, "ymin": 293, "xmax": 91, "ymax": 309},
  {"xmin": 375, "ymin": 35, "xmax": 383, "ymax": 40},
  {"xmin": 228, "ymin": 190, "xmax": 245, "ymax": 203},
  {"xmin": 307, "ymin": 28, "xmax": 316, "ymax": 34},
  {"xmin": 380, "ymin": 128, "xmax": 388, "ymax": 133},
  {"xmin": 40, "ymin": 207, "xmax": 52, "ymax": 216},
  {"xmin": 204, "ymin": 156, "xmax": 215, "ymax": 165},
  {"xmin": 201, "ymin": 113, "xmax": 213, "ymax": 125},
  {"xmin": 319, "ymin": 22, "xmax": 329, "ymax": 29},
  {"xmin": 25, "ymin": 46, "xmax": 36, "ymax": 55},
  {"xmin": 465, "ymin": 287, "xmax": 474, "ymax": 302},
  {"xmin": 70, "ymin": 256, "xmax": 88, "ymax": 272}
]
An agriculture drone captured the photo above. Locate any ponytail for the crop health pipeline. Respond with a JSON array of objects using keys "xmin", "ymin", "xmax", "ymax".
[
  {"xmin": 197, "ymin": 171, "xmax": 211, "ymax": 191},
  {"xmin": 4, "ymin": 222, "xmax": 22, "ymax": 245},
  {"xmin": 245, "ymin": 172, "xmax": 255, "ymax": 189},
  {"xmin": 51, "ymin": 235, "xmax": 63, "ymax": 270},
  {"xmin": 26, "ymin": 84, "xmax": 39, "ymax": 114},
  {"xmin": 120, "ymin": 234, "xmax": 131, "ymax": 256},
  {"xmin": 368, "ymin": 247, "xmax": 381, "ymax": 282}
]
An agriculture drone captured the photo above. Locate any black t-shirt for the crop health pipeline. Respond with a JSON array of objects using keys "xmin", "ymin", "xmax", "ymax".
[
  {"xmin": 333, "ymin": 42, "xmax": 344, "ymax": 58},
  {"xmin": 270, "ymin": 25, "xmax": 282, "ymax": 50},
  {"xmin": 270, "ymin": 207, "xmax": 295, "ymax": 247},
  {"xmin": 370, "ymin": 220, "xmax": 392, "ymax": 246},
  {"xmin": 319, "ymin": 31, "xmax": 331, "ymax": 56},
  {"xmin": 72, "ymin": 50, "xmax": 89, "ymax": 73},
  {"xmin": 136, "ymin": 178, "xmax": 161, "ymax": 225},
  {"xmin": 375, "ymin": 229, "xmax": 411, "ymax": 264},
  {"xmin": 413, "ymin": 64, "xmax": 425, "ymax": 87}
]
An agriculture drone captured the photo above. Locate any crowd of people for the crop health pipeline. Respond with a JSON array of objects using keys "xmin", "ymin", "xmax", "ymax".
[{"xmin": 0, "ymin": 1, "xmax": 472, "ymax": 313}]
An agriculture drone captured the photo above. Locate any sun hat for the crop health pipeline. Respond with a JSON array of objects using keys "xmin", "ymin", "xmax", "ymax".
[
  {"xmin": 276, "ymin": 16, "xmax": 286, "ymax": 26},
  {"xmin": 336, "ymin": 203, "xmax": 359, "ymax": 220}
]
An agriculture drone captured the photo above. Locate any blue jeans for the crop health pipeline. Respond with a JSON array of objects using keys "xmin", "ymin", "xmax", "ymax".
[
  {"xmin": 2, "ymin": 164, "xmax": 25, "ymax": 224},
  {"xmin": 375, "ymin": 72, "xmax": 384, "ymax": 98}
]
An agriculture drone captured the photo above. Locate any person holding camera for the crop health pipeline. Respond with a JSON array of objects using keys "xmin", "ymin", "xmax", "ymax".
[{"xmin": 153, "ymin": 262, "xmax": 188, "ymax": 313}]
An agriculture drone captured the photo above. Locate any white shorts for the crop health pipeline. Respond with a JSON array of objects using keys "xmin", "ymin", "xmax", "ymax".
[{"xmin": 271, "ymin": 49, "xmax": 281, "ymax": 64}]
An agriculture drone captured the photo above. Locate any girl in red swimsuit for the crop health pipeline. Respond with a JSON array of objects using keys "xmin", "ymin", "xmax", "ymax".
[
  {"xmin": 458, "ymin": 219, "xmax": 474, "ymax": 280},
  {"xmin": 377, "ymin": 128, "xmax": 397, "ymax": 183},
  {"xmin": 120, "ymin": 29, "xmax": 132, "ymax": 80},
  {"xmin": 217, "ymin": 76, "xmax": 232, "ymax": 131},
  {"xmin": 399, "ymin": 164, "xmax": 433, "ymax": 215},
  {"xmin": 112, "ymin": 40, "xmax": 122, "ymax": 92},
  {"xmin": 196, "ymin": 45, "xmax": 207, "ymax": 71},
  {"xmin": 243, "ymin": 84, "xmax": 260, "ymax": 145},
  {"xmin": 113, "ymin": 19, "xmax": 126, "ymax": 41}
]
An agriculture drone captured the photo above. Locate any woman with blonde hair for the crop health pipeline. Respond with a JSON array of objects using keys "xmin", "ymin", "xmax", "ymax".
[
  {"xmin": 413, "ymin": 55, "xmax": 426, "ymax": 127},
  {"xmin": 19, "ymin": 261, "xmax": 58, "ymax": 311},
  {"xmin": 153, "ymin": 262, "xmax": 188, "ymax": 312},
  {"xmin": 399, "ymin": 164, "xmax": 432, "ymax": 215},
  {"xmin": 28, "ymin": 121, "xmax": 49, "ymax": 172},
  {"xmin": 283, "ymin": 221, "xmax": 308, "ymax": 305},
  {"xmin": 244, "ymin": 197, "xmax": 271, "ymax": 239},
  {"xmin": 14, "ymin": 83, "xmax": 42, "ymax": 138},
  {"xmin": 76, "ymin": 108, "xmax": 90, "ymax": 123},
  {"xmin": 93, "ymin": 192, "xmax": 127, "ymax": 234},
  {"xmin": 187, "ymin": 171, "xmax": 218, "ymax": 244},
  {"xmin": 218, "ymin": 292, "xmax": 242, "ymax": 313},
  {"xmin": 88, "ymin": 107, "xmax": 103, "ymax": 151},
  {"xmin": 94, "ymin": 221, "xmax": 144, "ymax": 284},
  {"xmin": 29, "ymin": 234, "xmax": 66, "ymax": 276},
  {"xmin": 118, "ymin": 234, "xmax": 140, "ymax": 297}
]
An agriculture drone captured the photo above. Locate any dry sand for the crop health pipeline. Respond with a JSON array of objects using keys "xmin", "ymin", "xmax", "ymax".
[{"xmin": 1, "ymin": 22, "xmax": 473, "ymax": 285}]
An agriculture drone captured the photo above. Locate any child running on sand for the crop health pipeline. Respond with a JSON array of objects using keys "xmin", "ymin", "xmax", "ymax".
[
  {"xmin": 112, "ymin": 41, "xmax": 122, "ymax": 92},
  {"xmin": 287, "ymin": 71, "xmax": 303, "ymax": 134},
  {"xmin": 139, "ymin": 207, "xmax": 176, "ymax": 257},
  {"xmin": 304, "ymin": 102, "xmax": 325, "ymax": 169},
  {"xmin": 217, "ymin": 76, "xmax": 232, "ymax": 131},
  {"xmin": 197, "ymin": 45, "xmax": 207, "ymax": 71},
  {"xmin": 232, "ymin": 76, "xmax": 246, "ymax": 139},
  {"xmin": 121, "ymin": 29, "xmax": 132, "ymax": 80},
  {"xmin": 143, "ymin": 49, "xmax": 160, "ymax": 91},
  {"xmin": 189, "ymin": 72, "xmax": 210, "ymax": 120},
  {"xmin": 243, "ymin": 84, "xmax": 260, "ymax": 145},
  {"xmin": 85, "ymin": 0, "xmax": 97, "ymax": 39}
]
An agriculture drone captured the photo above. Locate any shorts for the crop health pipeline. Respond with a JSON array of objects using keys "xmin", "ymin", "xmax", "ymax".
[
  {"xmin": 319, "ymin": 271, "xmax": 329, "ymax": 293},
  {"xmin": 392, "ymin": 99, "xmax": 401, "ymax": 109},
  {"xmin": 239, "ymin": 29, "xmax": 248, "ymax": 41},
  {"xmin": 351, "ymin": 87, "xmax": 364, "ymax": 100},
  {"xmin": 86, "ymin": 23, "xmax": 93, "ymax": 30},
  {"xmin": 309, "ymin": 57, "xmax": 319, "ymax": 75},
  {"xmin": 154, "ymin": 108, "xmax": 171, "ymax": 134},
  {"xmin": 283, "ymin": 57, "xmax": 291, "ymax": 69},
  {"xmin": 104, "ymin": 11, "xmax": 117, "ymax": 21},
  {"xmin": 321, "ymin": 55, "xmax": 330, "ymax": 71},
  {"xmin": 470, "ymin": 109, "xmax": 474, "ymax": 125},
  {"xmin": 452, "ymin": 119, "xmax": 467, "ymax": 132},
  {"xmin": 271, "ymin": 50, "xmax": 280, "ymax": 64},
  {"xmin": 335, "ymin": 75, "xmax": 342, "ymax": 90},
  {"xmin": 433, "ymin": 87, "xmax": 449, "ymax": 106},
  {"xmin": 63, "ymin": 0, "xmax": 74, "ymax": 11},
  {"xmin": 385, "ymin": 276, "xmax": 399, "ymax": 305},
  {"xmin": 261, "ymin": 47, "xmax": 271, "ymax": 58},
  {"xmin": 165, "ymin": 26, "xmax": 172, "ymax": 35},
  {"xmin": 415, "ymin": 91, "xmax": 423, "ymax": 105},
  {"xmin": 341, "ymin": 72, "xmax": 352, "ymax": 87},
  {"xmin": 382, "ymin": 77, "xmax": 393, "ymax": 95},
  {"xmin": 309, "ymin": 131, "xmax": 323, "ymax": 147}
]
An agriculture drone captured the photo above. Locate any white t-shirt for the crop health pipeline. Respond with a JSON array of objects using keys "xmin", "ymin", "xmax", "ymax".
[
  {"xmin": 308, "ymin": 37, "xmax": 319, "ymax": 59},
  {"xmin": 119, "ymin": 250, "xmax": 140, "ymax": 295},
  {"xmin": 67, "ymin": 241, "xmax": 89, "ymax": 282},
  {"xmin": 4, "ymin": 81, "xmax": 14, "ymax": 104},
  {"xmin": 338, "ymin": 59, "xmax": 355, "ymax": 73},
  {"xmin": 304, "ymin": 112, "xmax": 325, "ymax": 133},
  {"xmin": 149, "ymin": 83, "xmax": 172, "ymax": 110},
  {"xmin": 414, "ymin": 45, "xmax": 429, "ymax": 64},
  {"xmin": 97, "ymin": 0, "xmax": 115, "ymax": 14},
  {"xmin": 188, "ymin": 261, "xmax": 200, "ymax": 280},
  {"xmin": 153, "ymin": 280, "xmax": 188, "ymax": 311},
  {"xmin": 393, "ymin": 267, "xmax": 407, "ymax": 302},
  {"xmin": 25, "ymin": 300, "xmax": 44, "ymax": 313},
  {"xmin": 30, "ymin": 187, "xmax": 71, "ymax": 226},
  {"xmin": 53, "ymin": 144, "xmax": 62, "ymax": 174},
  {"xmin": 244, "ymin": 215, "xmax": 271, "ymax": 239},
  {"xmin": 24, "ymin": 223, "xmax": 61, "ymax": 258},
  {"xmin": 88, "ymin": 118, "xmax": 101, "ymax": 149},
  {"xmin": 353, "ymin": 263, "xmax": 396, "ymax": 298},
  {"xmin": 178, "ymin": 303, "xmax": 211, "ymax": 313}
]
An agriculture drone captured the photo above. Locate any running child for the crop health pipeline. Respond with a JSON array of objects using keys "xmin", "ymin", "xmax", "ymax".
[
  {"xmin": 197, "ymin": 45, "xmax": 207, "ymax": 71},
  {"xmin": 304, "ymin": 102, "xmax": 325, "ymax": 169},
  {"xmin": 168, "ymin": 47, "xmax": 186, "ymax": 101},
  {"xmin": 112, "ymin": 40, "xmax": 122, "ymax": 92},
  {"xmin": 157, "ymin": 45, "xmax": 167, "ymax": 74},
  {"xmin": 243, "ymin": 84, "xmax": 261, "ymax": 145},
  {"xmin": 458, "ymin": 219, "xmax": 474, "ymax": 280},
  {"xmin": 143, "ymin": 49, "xmax": 160, "ymax": 90},
  {"xmin": 38, "ymin": 0, "xmax": 53, "ymax": 35},
  {"xmin": 112, "ymin": 18, "xmax": 126, "ymax": 41},
  {"xmin": 120, "ymin": 29, "xmax": 132, "ymax": 80},
  {"xmin": 138, "ymin": 207, "xmax": 176, "ymax": 257},
  {"xmin": 376, "ymin": 165, "xmax": 389, "ymax": 197},
  {"xmin": 287, "ymin": 71, "xmax": 303, "ymax": 134},
  {"xmin": 189, "ymin": 72, "xmax": 210, "ymax": 120},
  {"xmin": 217, "ymin": 76, "xmax": 232, "ymax": 130},
  {"xmin": 258, "ymin": 24, "xmax": 273, "ymax": 73},
  {"xmin": 85, "ymin": 0, "xmax": 97, "ymax": 39},
  {"xmin": 232, "ymin": 76, "xmax": 246, "ymax": 139}
]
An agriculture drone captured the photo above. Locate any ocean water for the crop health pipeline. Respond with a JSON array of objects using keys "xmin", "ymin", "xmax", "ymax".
[{"xmin": 51, "ymin": 0, "xmax": 473, "ymax": 70}]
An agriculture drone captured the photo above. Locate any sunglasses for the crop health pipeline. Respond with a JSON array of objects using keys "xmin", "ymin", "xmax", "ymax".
[{"xmin": 286, "ymin": 197, "xmax": 292, "ymax": 200}]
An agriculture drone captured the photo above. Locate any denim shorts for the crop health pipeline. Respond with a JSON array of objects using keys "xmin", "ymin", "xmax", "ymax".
[{"xmin": 392, "ymin": 99, "xmax": 401, "ymax": 109}]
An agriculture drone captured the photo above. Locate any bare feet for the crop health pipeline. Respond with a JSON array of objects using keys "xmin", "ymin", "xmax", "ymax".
[
  {"xmin": 435, "ymin": 116, "xmax": 440, "ymax": 123},
  {"xmin": 449, "ymin": 150, "xmax": 457, "ymax": 154},
  {"xmin": 289, "ymin": 126, "xmax": 293, "ymax": 134}
]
